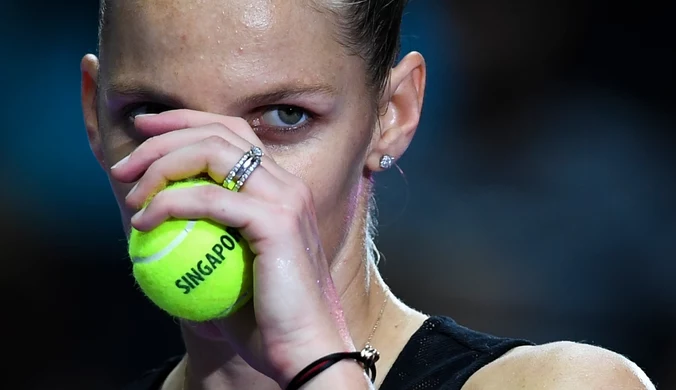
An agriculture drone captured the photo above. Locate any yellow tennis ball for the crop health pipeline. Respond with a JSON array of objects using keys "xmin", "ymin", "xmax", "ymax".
[{"xmin": 128, "ymin": 179, "xmax": 254, "ymax": 322}]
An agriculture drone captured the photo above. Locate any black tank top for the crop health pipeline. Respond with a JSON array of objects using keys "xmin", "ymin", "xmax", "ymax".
[{"xmin": 124, "ymin": 316, "xmax": 533, "ymax": 390}]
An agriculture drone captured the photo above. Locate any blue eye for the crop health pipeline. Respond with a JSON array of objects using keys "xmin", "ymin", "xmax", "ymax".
[{"xmin": 260, "ymin": 106, "xmax": 310, "ymax": 129}]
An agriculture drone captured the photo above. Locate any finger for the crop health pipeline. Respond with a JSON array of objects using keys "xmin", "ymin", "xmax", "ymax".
[
  {"xmin": 111, "ymin": 123, "xmax": 265, "ymax": 183},
  {"xmin": 126, "ymin": 136, "xmax": 284, "ymax": 209},
  {"xmin": 133, "ymin": 110, "xmax": 295, "ymax": 182},
  {"xmin": 130, "ymin": 183, "xmax": 266, "ymax": 242},
  {"xmin": 134, "ymin": 109, "xmax": 263, "ymax": 147}
]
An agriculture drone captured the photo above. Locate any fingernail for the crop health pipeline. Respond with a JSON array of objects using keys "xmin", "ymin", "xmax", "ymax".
[
  {"xmin": 135, "ymin": 114, "xmax": 157, "ymax": 119},
  {"xmin": 127, "ymin": 182, "xmax": 139, "ymax": 198},
  {"xmin": 112, "ymin": 155, "xmax": 130, "ymax": 170},
  {"xmin": 131, "ymin": 208, "xmax": 144, "ymax": 225}
]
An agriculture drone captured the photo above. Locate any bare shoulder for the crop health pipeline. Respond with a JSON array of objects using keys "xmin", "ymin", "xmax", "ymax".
[{"xmin": 462, "ymin": 341, "xmax": 655, "ymax": 390}]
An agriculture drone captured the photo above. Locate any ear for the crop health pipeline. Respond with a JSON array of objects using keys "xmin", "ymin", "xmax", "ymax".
[
  {"xmin": 367, "ymin": 51, "xmax": 426, "ymax": 172},
  {"xmin": 81, "ymin": 54, "xmax": 105, "ymax": 169}
]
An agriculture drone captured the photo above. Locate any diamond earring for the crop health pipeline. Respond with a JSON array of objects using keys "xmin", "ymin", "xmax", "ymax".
[{"xmin": 379, "ymin": 155, "xmax": 395, "ymax": 170}]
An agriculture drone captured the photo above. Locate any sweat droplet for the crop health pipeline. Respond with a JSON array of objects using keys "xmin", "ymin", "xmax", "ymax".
[{"xmin": 242, "ymin": 1, "xmax": 273, "ymax": 30}]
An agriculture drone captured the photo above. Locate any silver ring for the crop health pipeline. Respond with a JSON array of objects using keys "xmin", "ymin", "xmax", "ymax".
[
  {"xmin": 233, "ymin": 157, "xmax": 262, "ymax": 192},
  {"xmin": 224, "ymin": 146, "xmax": 264, "ymax": 192}
]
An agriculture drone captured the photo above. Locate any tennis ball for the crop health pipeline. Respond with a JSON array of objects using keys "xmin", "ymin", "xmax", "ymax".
[{"xmin": 128, "ymin": 179, "xmax": 254, "ymax": 322}]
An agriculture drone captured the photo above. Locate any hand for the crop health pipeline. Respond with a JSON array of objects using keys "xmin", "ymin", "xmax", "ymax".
[{"xmin": 110, "ymin": 109, "xmax": 357, "ymax": 386}]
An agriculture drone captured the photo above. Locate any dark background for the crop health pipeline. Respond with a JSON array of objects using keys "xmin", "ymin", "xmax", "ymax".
[{"xmin": 1, "ymin": 0, "xmax": 674, "ymax": 388}]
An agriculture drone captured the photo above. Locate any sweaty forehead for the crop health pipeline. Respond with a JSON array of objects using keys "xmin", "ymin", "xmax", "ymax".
[{"xmin": 101, "ymin": 0, "xmax": 353, "ymax": 102}]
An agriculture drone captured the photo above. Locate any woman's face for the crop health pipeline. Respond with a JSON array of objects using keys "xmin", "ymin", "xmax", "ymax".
[{"xmin": 89, "ymin": 0, "xmax": 384, "ymax": 262}]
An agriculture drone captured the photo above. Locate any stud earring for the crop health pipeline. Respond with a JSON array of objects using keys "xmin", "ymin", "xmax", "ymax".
[{"xmin": 379, "ymin": 155, "xmax": 395, "ymax": 170}]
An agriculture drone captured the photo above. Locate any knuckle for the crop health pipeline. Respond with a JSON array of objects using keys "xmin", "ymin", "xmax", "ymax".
[
  {"xmin": 126, "ymin": 141, "xmax": 146, "ymax": 163},
  {"xmin": 232, "ymin": 117, "xmax": 251, "ymax": 130},
  {"xmin": 273, "ymin": 203, "xmax": 304, "ymax": 233},
  {"xmin": 137, "ymin": 135, "xmax": 162, "ymax": 156},
  {"xmin": 205, "ymin": 122, "xmax": 229, "ymax": 133},
  {"xmin": 197, "ymin": 185, "xmax": 228, "ymax": 217},
  {"xmin": 270, "ymin": 180, "xmax": 314, "ymax": 231},
  {"xmin": 203, "ymin": 134, "xmax": 229, "ymax": 148},
  {"xmin": 143, "ymin": 160, "xmax": 164, "ymax": 180},
  {"xmin": 202, "ymin": 135, "xmax": 233, "ymax": 157},
  {"xmin": 291, "ymin": 178, "xmax": 314, "ymax": 209},
  {"xmin": 147, "ymin": 188, "xmax": 171, "ymax": 213},
  {"xmin": 198, "ymin": 184, "xmax": 225, "ymax": 204},
  {"xmin": 283, "ymin": 195, "xmax": 305, "ymax": 217},
  {"xmin": 126, "ymin": 137, "xmax": 163, "ymax": 168}
]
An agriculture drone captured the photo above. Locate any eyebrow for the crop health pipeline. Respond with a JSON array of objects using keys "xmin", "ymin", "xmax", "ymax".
[
  {"xmin": 104, "ymin": 81, "xmax": 187, "ymax": 108},
  {"xmin": 104, "ymin": 80, "xmax": 338, "ymax": 109},
  {"xmin": 234, "ymin": 84, "xmax": 338, "ymax": 107}
]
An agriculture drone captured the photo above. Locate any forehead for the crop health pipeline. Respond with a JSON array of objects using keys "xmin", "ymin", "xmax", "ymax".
[{"xmin": 101, "ymin": 0, "xmax": 355, "ymax": 102}]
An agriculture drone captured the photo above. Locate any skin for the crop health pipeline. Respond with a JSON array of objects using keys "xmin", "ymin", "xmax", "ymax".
[
  {"xmin": 83, "ymin": 0, "xmax": 427, "ymax": 388},
  {"xmin": 81, "ymin": 0, "xmax": 656, "ymax": 389}
]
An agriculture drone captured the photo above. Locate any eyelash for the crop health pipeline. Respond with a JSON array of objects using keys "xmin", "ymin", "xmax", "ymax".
[
  {"xmin": 251, "ymin": 105, "xmax": 315, "ymax": 134},
  {"xmin": 121, "ymin": 103, "xmax": 316, "ymax": 137}
]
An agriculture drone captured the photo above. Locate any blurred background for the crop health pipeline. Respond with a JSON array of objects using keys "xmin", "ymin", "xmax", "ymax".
[{"xmin": 1, "ymin": 0, "xmax": 674, "ymax": 388}]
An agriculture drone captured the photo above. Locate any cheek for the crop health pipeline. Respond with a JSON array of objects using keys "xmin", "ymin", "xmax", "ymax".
[
  {"xmin": 312, "ymin": 168, "xmax": 362, "ymax": 260},
  {"xmin": 282, "ymin": 144, "xmax": 367, "ymax": 261},
  {"xmin": 101, "ymin": 127, "xmax": 140, "ymax": 219},
  {"xmin": 277, "ymin": 107, "xmax": 375, "ymax": 260},
  {"xmin": 109, "ymin": 180, "xmax": 136, "ymax": 222},
  {"xmin": 321, "ymin": 181, "xmax": 362, "ymax": 258}
]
